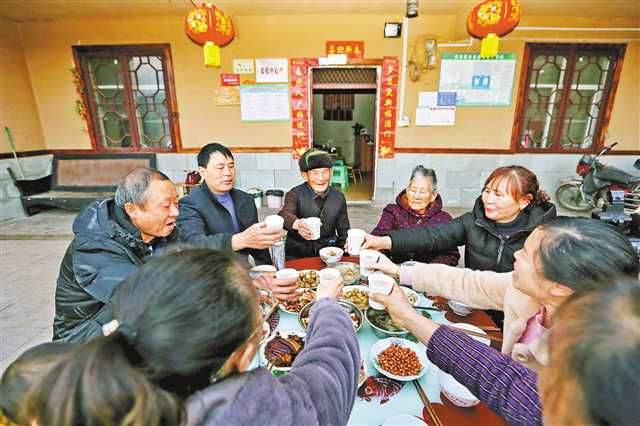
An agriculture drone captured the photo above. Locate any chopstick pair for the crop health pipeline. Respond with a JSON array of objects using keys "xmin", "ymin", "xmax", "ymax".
[
  {"xmin": 413, "ymin": 380, "xmax": 444, "ymax": 426},
  {"xmin": 478, "ymin": 325, "xmax": 501, "ymax": 332},
  {"xmin": 457, "ymin": 328, "xmax": 503, "ymax": 343}
]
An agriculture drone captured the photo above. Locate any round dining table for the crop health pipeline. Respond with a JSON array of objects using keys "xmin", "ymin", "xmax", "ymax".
[{"xmin": 265, "ymin": 256, "xmax": 507, "ymax": 426}]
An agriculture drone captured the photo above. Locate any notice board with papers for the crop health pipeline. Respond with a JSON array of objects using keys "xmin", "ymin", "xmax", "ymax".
[
  {"xmin": 438, "ymin": 53, "xmax": 516, "ymax": 107},
  {"xmin": 240, "ymin": 84, "xmax": 290, "ymax": 122}
]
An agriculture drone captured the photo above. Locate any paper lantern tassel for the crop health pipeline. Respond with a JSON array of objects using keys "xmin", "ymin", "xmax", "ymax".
[
  {"xmin": 204, "ymin": 42, "xmax": 220, "ymax": 67},
  {"xmin": 480, "ymin": 33, "xmax": 499, "ymax": 58}
]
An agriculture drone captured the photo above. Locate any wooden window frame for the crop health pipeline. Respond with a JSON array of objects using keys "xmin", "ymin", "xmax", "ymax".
[
  {"xmin": 511, "ymin": 43, "xmax": 626, "ymax": 154},
  {"xmin": 72, "ymin": 44, "xmax": 181, "ymax": 153}
]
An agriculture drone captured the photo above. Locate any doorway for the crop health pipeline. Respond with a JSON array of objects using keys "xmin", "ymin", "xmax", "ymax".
[{"xmin": 310, "ymin": 67, "xmax": 377, "ymax": 202}]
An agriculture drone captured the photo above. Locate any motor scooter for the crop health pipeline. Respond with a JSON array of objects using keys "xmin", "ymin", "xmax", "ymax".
[{"xmin": 555, "ymin": 143, "xmax": 640, "ymax": 212}]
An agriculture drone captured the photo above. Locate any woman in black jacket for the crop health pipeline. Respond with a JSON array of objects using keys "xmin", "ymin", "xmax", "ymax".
[{"xmin": 363, "ymin": 165, "xmax": 556, "ymax": 273}]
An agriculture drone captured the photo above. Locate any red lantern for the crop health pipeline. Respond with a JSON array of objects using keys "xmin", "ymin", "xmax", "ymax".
[
  {"xmin": 466, "ymin": 0, "xmax": 521, "ymax": 57},
  {"xmin": 184, "ymin": 3, "xmax": 235, "ymax": 47}
]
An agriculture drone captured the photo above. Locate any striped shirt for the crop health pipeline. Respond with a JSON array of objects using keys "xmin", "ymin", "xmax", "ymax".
[{"xmin": 427, "ymin": 326, "xmax": 543, "ymax": 426}]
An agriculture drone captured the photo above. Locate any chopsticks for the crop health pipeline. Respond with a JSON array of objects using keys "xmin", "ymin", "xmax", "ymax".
[
  {"xmin": 457, "ymin": 328, "xmax": 503, "ymax": 343},
  {"xmin": 413, "ymin": 380, "xmax": 444, "ymax": 426},
  {"xmin": 478, "ymin": 325, "xmax": 501, "ymax": 332}
]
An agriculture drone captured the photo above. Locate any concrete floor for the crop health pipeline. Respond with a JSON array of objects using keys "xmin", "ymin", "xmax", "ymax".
[{"xmin": 1, "ymin": 204, "xmax": 469, "ymax": 374}]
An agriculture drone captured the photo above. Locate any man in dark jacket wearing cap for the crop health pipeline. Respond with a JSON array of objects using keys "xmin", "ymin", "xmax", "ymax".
[
  {"xmin": 53, "ymin": 168, "xmax": 181, "ymax": 343},
  {"xmin": 279, "ymin": 149, "xmax": 350, "ymax": 259}
]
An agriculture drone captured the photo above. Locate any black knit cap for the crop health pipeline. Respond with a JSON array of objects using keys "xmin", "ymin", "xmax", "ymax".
[{"xmin": 298, "ymin": 149, "xmax": 333, "ymax": 172}]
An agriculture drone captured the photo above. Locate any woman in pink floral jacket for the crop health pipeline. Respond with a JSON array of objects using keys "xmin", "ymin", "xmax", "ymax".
[{"xmin": 371, "ymin": 166, "xmax": 460, "ymax": 266}]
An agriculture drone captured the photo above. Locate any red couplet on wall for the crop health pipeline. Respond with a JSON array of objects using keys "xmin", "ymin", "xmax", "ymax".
[
  {"xmin": 289, "ymin": 58, "xmax": 318, "ymax": 158},
  {"xmin": 378, "ymin": 56, "xmax": 399, "ymax": 159}
]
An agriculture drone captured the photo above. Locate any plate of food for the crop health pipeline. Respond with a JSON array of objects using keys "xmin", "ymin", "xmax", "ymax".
[
  {"xmin": 296, "ymin": 270, "xmax": 320, "ymax": 289},
  {"xmin": 370, "ymin": 337, "xmax": 429, "ymax": 381},
  {"xmin": 340, "ymin": 285, "xmax": 369, "ymax": 311},
  {"xmin": 260, "ymin": 330, "xmax": 306, "ymax": 374},
  {"xmin": 279, "ymin": 289, "xmax": 316, "ymax": 314},
  {"xmin": 400, "ymin": 286, "xmax": 420, "ymax": 307},
  {"xmin": 334, "ymin": 262, "xmax": 361, "ymax": 285},
  {"xmin": 298, "ymin": 300, "xmax": 363, "ymax": 332}
]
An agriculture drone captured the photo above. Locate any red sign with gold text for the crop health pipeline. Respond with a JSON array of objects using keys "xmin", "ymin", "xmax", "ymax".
[
  {"xmin": 289, "ymin": 58, "xmax": 318, "ymax": 158},
  {"xmin": 325, "ymin": 41, "xmax": 365, "ymax": 59},
  {"xmin": 378, "ymin": 56, "xmax": 399, "ymax": 158}
]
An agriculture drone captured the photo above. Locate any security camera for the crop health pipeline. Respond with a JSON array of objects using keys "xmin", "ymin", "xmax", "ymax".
[{"xmin": 406, "ymin": 0, "xmax": 419, "ymax": 18}]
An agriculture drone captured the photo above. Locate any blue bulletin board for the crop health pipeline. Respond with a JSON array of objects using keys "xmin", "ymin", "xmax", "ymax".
[{"xmin": 438, "ymin": 53, "xmax": 516, "ymax": 107}]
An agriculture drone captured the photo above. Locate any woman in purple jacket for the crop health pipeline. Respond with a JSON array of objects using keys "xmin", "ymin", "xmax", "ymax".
[
  {"xmin": 22, "ymin": 249, "xmax": 359, "ymax": 426},
  {"xmin": 371, "ymin": 166, "xmax": 459, "ymax": 266}
]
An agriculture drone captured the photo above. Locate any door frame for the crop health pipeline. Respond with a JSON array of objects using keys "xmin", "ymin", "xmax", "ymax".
[{"xmin": 307, "ymin": 65, "xmax": 382, "ymax": 201}]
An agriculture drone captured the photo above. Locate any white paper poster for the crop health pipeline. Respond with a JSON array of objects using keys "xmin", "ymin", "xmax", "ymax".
[
  {"xmin": 240, "ymin": 84, "xmax": 290, "ymax": 122},
  {"xmin": 233, "ymin": 59, "xmax": 254, "ymax": 74},
  {"xmin": 418, "ymin": 91, "xmax": 438, "ymax": 107},
  {"xmin": 255, "ymin": 58, "xmax": 289, "ymax": 83},
  {"xmin": 438, "ymin": 53, "xmax": 516, "ymax": 106},
  {"xmin": 416, "ymin": 106, "xmax": 456, "ymax": 126}
]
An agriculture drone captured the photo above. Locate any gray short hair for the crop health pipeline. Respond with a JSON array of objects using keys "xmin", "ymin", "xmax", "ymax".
[
  {"xmin": 409, "ymin": 165, "xmax": 438, "ymax": 191},
  {"xmin": 114, "ymin": 168, "xmax": 171, "ymax": 207}
]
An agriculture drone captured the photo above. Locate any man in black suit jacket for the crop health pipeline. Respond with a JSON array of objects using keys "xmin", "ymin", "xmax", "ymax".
[{"xmin": 177, "ymin": 143, "xmax": 281, "ymax": 265}]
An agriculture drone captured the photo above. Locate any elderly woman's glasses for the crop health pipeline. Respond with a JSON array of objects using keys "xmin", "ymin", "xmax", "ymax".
[{"xmin": 209, "ymin": 289, "xmax": 278, "ymax": 383}]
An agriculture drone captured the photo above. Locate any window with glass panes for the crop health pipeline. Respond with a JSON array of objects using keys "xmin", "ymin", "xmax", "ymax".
[
  {"xmin": 74, "ymin": 45, "xmax": 179, "ymax": 152},
  {"xmin": 514, "ymin": 43, "xmax": 625, "ymax": 153}
]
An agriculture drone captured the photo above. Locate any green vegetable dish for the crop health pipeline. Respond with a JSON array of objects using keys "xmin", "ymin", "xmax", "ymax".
[{"xmin": 367, "ymin": 308, "xmax": 432, "ymax": 332}]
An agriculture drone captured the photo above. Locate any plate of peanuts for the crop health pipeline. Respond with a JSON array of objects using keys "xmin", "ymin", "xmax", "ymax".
[{"xmin": 370, "ymin": 338, "xmax": 429, "ymax": 381}]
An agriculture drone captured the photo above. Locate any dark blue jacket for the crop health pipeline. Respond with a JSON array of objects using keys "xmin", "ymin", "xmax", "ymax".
[
  {"xmin": 177, "ymin": 184, "xmax": 271, "ymax": 265},
  {"xmin": 53, "ymin": 199, "xmax": 180, "ymax": 343}
]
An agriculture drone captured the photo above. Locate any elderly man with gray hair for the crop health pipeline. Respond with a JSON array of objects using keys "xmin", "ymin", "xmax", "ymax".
[{"xmin": 53, "ymin": 167, "xmax": 181, "ymax": 343}]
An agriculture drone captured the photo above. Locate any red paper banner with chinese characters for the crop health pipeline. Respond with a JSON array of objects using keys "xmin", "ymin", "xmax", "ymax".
[
  {"xmin": 325, "ymin": 41, "xmax": 365, "ymax": 59},
  {"xmin": 290, "ymin": 58, "xmax": 318, "ymax": 158},
  {"xmin": 378, "ymin": 56, "xmax": 399, "ymax": 158}
]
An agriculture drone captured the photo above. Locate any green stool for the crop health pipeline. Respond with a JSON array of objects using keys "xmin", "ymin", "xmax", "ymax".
[
  {"xmin": 333, "ymin": 159, "xmax": 345, "ymax": 166},
  {"xmin": 330, "ymin": 165, "xmax": 349, "ymax": 190}
]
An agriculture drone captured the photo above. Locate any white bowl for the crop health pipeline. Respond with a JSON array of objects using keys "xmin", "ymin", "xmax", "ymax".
[
  {"xmin": 438, "ymin": 369, "xmax": 480, "ymax": 407},
  {"xmin": 370, "ymin": 337, "xmax": 429, "ymax": 381},
  {"xmin": 259, "ymin": 330, "xmax": 306, "ymax": 373},
  {"xmin": 448, "ymin": 322, "xmax": 490, "ymax": 345},
  {"xmin": 319, "ymin": 246, "xmax": 344, "ymax": 264},
  {"xmin": 448, "ymin": 299, "xmax": 473, "ymax": 316}
]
